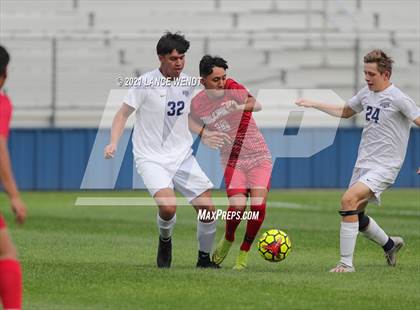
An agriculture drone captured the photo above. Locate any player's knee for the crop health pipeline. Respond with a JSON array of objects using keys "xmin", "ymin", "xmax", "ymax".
[
  {"xmin": 358, "ymin": 212, "xmax": 370, "ymax": 231},
  {"xmin": 250, "ymin": 196, "xmax": 266, "ymax": 206},
  {"xmin": 229, "ymin": 195, "xmax": 247, "ymax": 211},
  {"xmin": 159, "ymin": 205, "xmax": 176, "ymax": 220},
  {"xmin": 340, "ymin": 193, "xmax": 358, "ymax": 210}
]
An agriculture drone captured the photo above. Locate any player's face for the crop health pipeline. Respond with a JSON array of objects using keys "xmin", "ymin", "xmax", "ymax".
[
  {"xmin": 364, "ymin": 63, "xmax": 390, "ymax": 92},
  {"xmin": 201, "ymin": 66, "xmax": 226, "ymax": 98},
  {"xmin": 159, "ymin": 50, "xmax": 185, "ymax": 78}
]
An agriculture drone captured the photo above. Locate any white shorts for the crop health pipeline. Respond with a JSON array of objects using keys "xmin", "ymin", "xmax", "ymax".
[
  {"xmin": 135, "ymin": 154, "xmax": 213, "ymax": 202},
  {"xmin": 349, "ymin": 167, "xmax": 398, "ymax": 205}
]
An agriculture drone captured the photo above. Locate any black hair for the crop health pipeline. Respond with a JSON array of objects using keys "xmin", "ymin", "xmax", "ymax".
[
  {"xmin": 199, "ymin": 55, "xmax": 228, "ymax": 77},
  {"xmin": 156, "ymin": 31, "xmax": 190, "ymax": 56},
  {"xmin": 0, "ymin": 45, "xmax": 10, "ymax": 77}
]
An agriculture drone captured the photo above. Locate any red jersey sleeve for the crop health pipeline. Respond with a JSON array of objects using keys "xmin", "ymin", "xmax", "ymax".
[
  {"xmin": 0, "ymin": 94, "xmax": 12, "ymax": 139},
  {"xmin": 225, "ymin": 78, "xmax": 252, "ymax": 104}
]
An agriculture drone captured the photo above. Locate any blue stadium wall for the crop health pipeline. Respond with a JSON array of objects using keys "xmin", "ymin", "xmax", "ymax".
[{"xmin": 8, "ymin": 128, "xmax": 420, "ymax": 190}]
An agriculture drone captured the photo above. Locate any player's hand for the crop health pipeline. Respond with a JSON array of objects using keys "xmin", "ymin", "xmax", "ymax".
[
  {"xmin": 295, "ymin": 98, "xmax": 314, "ymax": 108},
  {"xmin": 104, "ymin": 143, "xmax": 116, "ymax": 159},
  {"xmin": 201, "ymin": 130, "xmax": 232, "ymax": 149},
  {"xmin": 11, "ymin": 196, "xmax": 26, "ymax": 225},
  {"xmin": 417, "ymin": 167, "xmax": 420, "ymax": 174},
  {"xmin": 222, "ymin": 100, "xmax": 241, "ymax": 113}
]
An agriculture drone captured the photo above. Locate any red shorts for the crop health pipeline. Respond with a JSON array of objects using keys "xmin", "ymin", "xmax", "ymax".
[
  {"xmin": 0, "ymin": 214, "xmax": 6, "ymax": 229},
  {"xmin": 224, "ymin": 160, "xmax": 272, "ymax": 197}
]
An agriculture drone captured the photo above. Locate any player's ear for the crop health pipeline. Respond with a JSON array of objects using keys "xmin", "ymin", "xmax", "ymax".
[
  {"xmin": 158, "ymin": 54, "xmax": 165, "ymax": 63},
  {"xmin": 200, "ymin": 77, "xmax": 205, "ymax": 87}
]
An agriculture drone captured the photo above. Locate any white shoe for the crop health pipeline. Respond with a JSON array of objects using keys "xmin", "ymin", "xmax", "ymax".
[
  {"xmin": 329, "ymin": 262, "xmax": 355, "ymax": 273},
  {"xmin": 384, "ymin": 236, "xmax": 404, "ymax": 267}
]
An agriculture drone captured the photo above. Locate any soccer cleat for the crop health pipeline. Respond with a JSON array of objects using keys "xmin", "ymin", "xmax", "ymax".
[
  {"xmin": 157, "ymin": 237, "xmax": 172, "ymax": 268},
  {"xmin": 196, "ymin": 251, "xmax": 221, "ymax": 269},
  {"xmin": 212, "ymin": 237, "xmax": 233, "ymax": 265},
  {"xmin": 233, "ymin": 250, "xmax": 248, "ymax": 270},
  {"xmin": 384, "ymin": 236, "xmax": 404, "ymax": 267},
  {"xmin": 329, "ymin": 262, "xmax": 355, "ymax": 273}
]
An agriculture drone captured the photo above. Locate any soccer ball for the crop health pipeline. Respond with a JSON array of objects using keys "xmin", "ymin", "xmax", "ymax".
[{"xmin": 257, "ymin": 229, "xmax": 291, "ymax": 262}]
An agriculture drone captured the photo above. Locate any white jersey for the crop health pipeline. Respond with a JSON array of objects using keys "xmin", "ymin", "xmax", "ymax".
[
  {"xmin": 347, "ymin": 84, "xmax": 420, "ymax": 171},
  {"xmin": 124, "ymin": 69, "xmax": 196, "ymax": 168}
]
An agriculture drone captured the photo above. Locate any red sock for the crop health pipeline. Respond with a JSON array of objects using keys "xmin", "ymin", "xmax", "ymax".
[
  {"xmin": 0, "ymin": 259, "xmax": 22, "ymax": 310},
  {"xmin": 225, "ymin": 207, "xmax": 243, "ymax": 242},
  {"xmin": 240, "ymin": 203, "xmax": 266, "ymax": 251}
]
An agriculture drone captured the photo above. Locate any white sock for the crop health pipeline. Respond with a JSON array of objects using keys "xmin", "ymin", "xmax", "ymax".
[
  {"xmin": 340, "ymin": 221, "xmax": 359, "ymax": 267},
  {"xmin": 361, "ymin": 216, "xmax": 389, "ymax": 246},
  {"xmin": 157, "ymin": 213, "xmax": 176, "ymax": 240},
  {"xmin": 197, "ymin": 220, "xmax": 217, "ymax": 254}
]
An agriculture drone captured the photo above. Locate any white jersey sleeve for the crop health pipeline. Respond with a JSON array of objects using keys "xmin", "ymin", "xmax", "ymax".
[
  {"xmin": 347, "ymin": 87, "xmax": 367, "ymax": 113},
  {"xmin": 124, "ymin": 86, "xmax": 147, "ymax": 110},
  {"xmin": 394, "ymin": 95, "xmax": 420, "ymax": 122}
]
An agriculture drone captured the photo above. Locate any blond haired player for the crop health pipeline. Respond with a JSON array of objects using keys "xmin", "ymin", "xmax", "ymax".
[{"xmin": 296, "ymin": 49, "xmax": 420, "ymax": 272}]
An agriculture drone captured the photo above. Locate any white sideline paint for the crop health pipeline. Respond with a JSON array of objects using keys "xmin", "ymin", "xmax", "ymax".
[{"xmin": 74, "ymin": 197, "xmax": 419, "ymax": 217}]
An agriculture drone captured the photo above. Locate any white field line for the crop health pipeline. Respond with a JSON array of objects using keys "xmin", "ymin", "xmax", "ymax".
[{"xmin": 75, "ymin": 197, "xmax": 419, "ymax": 217}]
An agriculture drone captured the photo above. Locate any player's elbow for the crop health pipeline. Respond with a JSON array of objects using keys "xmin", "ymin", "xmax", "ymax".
[
  {"xmin": 341, "ymin": 107, "xmax": 355, "ymax": 119},
  {"xmin": 253, "ymin": 101, "xmax": 262, "ymax": 112}
]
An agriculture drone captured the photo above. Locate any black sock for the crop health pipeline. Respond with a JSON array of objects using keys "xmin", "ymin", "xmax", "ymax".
[{"xmin": 383, "ymin": 238, "xmax": 394, "ymax": 252}]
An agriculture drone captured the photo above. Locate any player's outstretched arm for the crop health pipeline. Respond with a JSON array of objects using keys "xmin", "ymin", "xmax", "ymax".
[
  {"xmin": 104, "ymin": 103, "xmax": 134, "ymax": 159},
  {"xmin": 222, "ymin": 97, "xmax": 262, "ymax": 113},
  {"xmin": 0, "ymin": 137, "xmax": 26, "ymax": 224},
  {"xmin": 295, "ymin": 98, "xmax": 356, "ymax": 119}
]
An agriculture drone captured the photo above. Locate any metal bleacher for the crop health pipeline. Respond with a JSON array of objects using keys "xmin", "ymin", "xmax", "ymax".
[{"xmin": 0, "ymin": 0, "xmax": 418, "ymax": 128}]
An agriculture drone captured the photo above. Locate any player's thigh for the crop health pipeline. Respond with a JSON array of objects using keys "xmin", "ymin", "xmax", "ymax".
[
  {"xmin": 137, "ymin": 161, "xmax": 174, "ymax": 198},
  {"xmin": 342, "ymin": 182, "xmax": 374, "ymax": 210},
  {"xmin": 247, "ymin": 161, "xmax": 271, "ymax": 205},
  {"xmin": 173, "ymin": 155, "xmax": 213, "ymax": 203},
  {"xmin": 247, "ymin": 160, "xmax": 272, "ymax": 191},
  {"xmin": 224, "ymin": 165, "xmax": 248, "ymax": 198},
  {"xmin": 0, "ymin": 227, "xmax": 17, "ymax": 259},
  {"xmin": 348, "ymin": 168, "xmax": 394, "ymax": 206}
]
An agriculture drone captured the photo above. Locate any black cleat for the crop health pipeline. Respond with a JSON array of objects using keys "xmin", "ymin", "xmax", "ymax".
[
  {"xmin": 157, "ymin": 237, "xmax": 172, "ymax": 268},
  {"xmin": 196, "ymin": 251, "xmax": 221, "ymax": 269}
]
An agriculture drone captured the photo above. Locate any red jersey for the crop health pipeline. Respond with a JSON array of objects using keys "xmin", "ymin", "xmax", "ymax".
[
  {"xmin": 191, "ymin": 79, "xmax": 271, "ymax": 168},
  {"xmin": 0, "ymin": 91, "xmax": 12, "ymax": 139}
]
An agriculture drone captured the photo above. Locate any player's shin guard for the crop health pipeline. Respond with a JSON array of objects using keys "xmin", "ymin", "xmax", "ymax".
[
  {"xmin": 225, "ymin": 207, "xmax": 243, "ymax": 242},
  {"xmin": 340, "ymin": 222, "xmax": 359, "ymax": 267},
  {"xmin": 157, "ymin": 213, "xmax": 176, "ymax": 240},
  {"xmin": 360, "ymin": 215, "xmax": 391, "ymax": 248},
  {"xmin": 240, "ymin": 203, "xmax": 266, "ymax": 252},
  {"xmin": 0, "ymin": 259, "xmax": 22, "ymax": 310},
  {"xmin": 197, "ymin": 219, "xmax": 217, "ymax": 254}
]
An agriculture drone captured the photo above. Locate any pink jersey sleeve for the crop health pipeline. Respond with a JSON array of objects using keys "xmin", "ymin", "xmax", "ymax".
[
  {"xmin": 190, "ymin": 93, "xmax": 204, "ymax": 124},
  {"xmin": 225, "ymin": 79, "xmax": 251, "ymax": 104},
  {"xmin": 0, "ymin": 94, "xmax": 12, "ymax": 139}
]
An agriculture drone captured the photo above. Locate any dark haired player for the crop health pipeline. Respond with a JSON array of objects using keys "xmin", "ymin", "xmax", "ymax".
[
  {"xmin": 296, "ymin": 49, "xmax": 420, "ymax": 272},
  {"xmin": 0, "ymin": 45, "xmax": 26, "ymax": 309},
  {"xmin": 190, "ymin": 55, "xmax": 272, "ymax": 270},
  {"xmin": 105, "ymin": 32, "xmax": 218, "ymax": 268}
]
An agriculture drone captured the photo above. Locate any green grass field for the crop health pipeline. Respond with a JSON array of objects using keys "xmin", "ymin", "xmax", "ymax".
[{"xmin": 2, "ymin": 189, "xmax": 419, "ymax": 310}]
